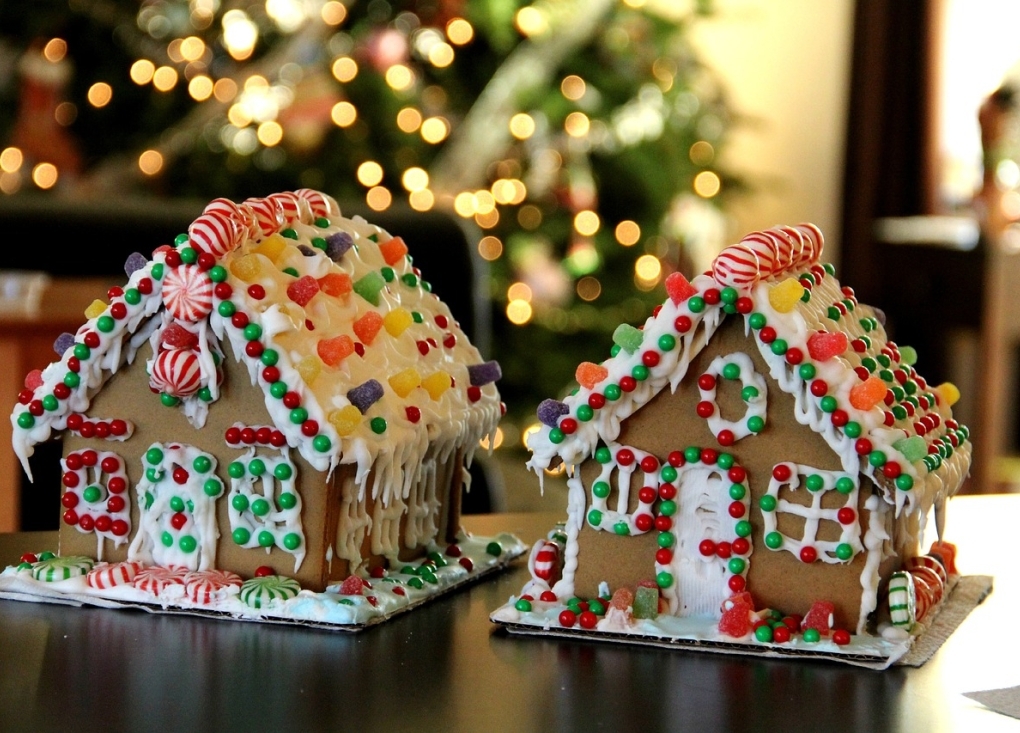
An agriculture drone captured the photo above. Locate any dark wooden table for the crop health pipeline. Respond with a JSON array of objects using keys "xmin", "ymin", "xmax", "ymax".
[{"xmin": 1, "ymin": 498, "xmax": 1018, "ymax": 733}]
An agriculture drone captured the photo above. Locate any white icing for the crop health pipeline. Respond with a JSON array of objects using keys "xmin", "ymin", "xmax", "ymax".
[
  {"xmin": 60, "ymin": 449, "xmax": 132, "ymax": 559},
  {"xmin": 696, "ymin": 351, "xmax": 768, "ymax": 441}
]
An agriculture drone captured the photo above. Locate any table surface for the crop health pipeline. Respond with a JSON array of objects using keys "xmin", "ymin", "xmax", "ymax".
[{"xmin": 1, "ymin": 496, "xmax": 1018, "ymax": 733}]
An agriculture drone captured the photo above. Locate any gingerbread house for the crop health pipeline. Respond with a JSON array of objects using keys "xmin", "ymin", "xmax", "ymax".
[
  {"xmin": 4, "ymin": 189, "xmax": 523, "ymax": 627},
  {"xmin": 493, "ymin": 224, "xmax": 971, "ymax": 662}
]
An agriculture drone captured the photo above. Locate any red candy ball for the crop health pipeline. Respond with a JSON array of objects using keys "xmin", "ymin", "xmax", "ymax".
[
  {"xmin": 579, "ymin": 611, "xmax": 598, "ymax": 629},
  {"xmin": 254, "ymin": 566, "xmax": 275, "ymax": 577},
  {"xmin": 799, "ymin": 546, "xmax": 818, "ymax": 563},
  {"xmin": 559, "ymin": 609, "xmax": 578, "ymax": 628},
  {"xmin": 833, "ymin": 629, "xmax": 851, "ymax": 646}
]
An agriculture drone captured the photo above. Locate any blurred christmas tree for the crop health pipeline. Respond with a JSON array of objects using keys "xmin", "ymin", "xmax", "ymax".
[{"xmin": 0, "ymin": 0, "xmax": 733, "ymax": 423}]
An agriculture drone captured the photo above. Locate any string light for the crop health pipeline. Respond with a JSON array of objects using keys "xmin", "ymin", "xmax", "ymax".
[
  {"xmin": 635, "ymin": 254, "xmax": 662, "ymax": 289},
  {"xmin": 130, "ymin": 59, "xmax": 155, "ymax": 85},
  {"xmin": 689, "ymin": 140, "xmax": 714, "ymax": 166},
  {"xmin": 561, "ymin": 75, "xmax": 586, "ymax": 101},
  {"xmin": 428, "ymin": 42, "xmax": 454, "ymax": 68},
  {"xmin": 357, "ymin": 161, "xmax": 384, "ymax": 187},
  {"xmin": 0, "ymin": 148, "xmax": 23, "ymax": 173},
  {"xmin": 397, "ymin": 107, "xmax": 422, "ymax": 133},
  {"xmin": 564, "ymin": 111, "xmax": 590, "ymax": 138},
  {"xmin": 43, "ymin": 38, "xmax": 67, "ymax": 63},
  {"xmin": 507, "ymin": 282, "xmax": 533, "ymax": 302},
  {"xmin": 509, "ymin": 113, "xmax": 535, "ymax": 140},
  {"xmin": 454, "ymin": 191, "xmax": 477, "ymax": 218},
  {"xmin": 55, "ymin": 102, "xmax": 76, "ymax": 126},
  {"xmin": 213, "ymin": 78, "xmax": 238, "ymax": 102},
  {"xmin": 577, "ymin": 276, "xmax": 602, "ymax": 301},
  {"xmin": 87, "ymin": 83, "xmax": 113, "ymax": 108},
  {"xmin": 574, "ymin": 210, "xmax": 600, "ymax": 236},
  {"xmin": 321, "ymin": 1, "xmax": 347, "ymax": 25},
  {"xmin": 366, "ymin": 186, "xmax": 392, "ymax": 211},
  {"xmin": 446, "ymin": 18, "xmax": 474, "ymax": 45},
  {"xmin": 401, "ymin": 167, "xmax": 429, "ymax": 191},
  {"xmin": 138, "ymin": 150, "xmax": 164, "ymax": 175},
  {"xmin": 385, "ymin": 64, "xmax": 414, "ymax": 91},
  {"xmin": 478, "ymin": 236, "xmax": 503, "ymax": 261},
  {"xmin": 0, "ymin": 172, "xmax": 21, "ymax": 195},
  {"xmin": 693, "ymin": 170, "xmax": 721, "ymax": 198},
  {"xmin": 152, "ymin": 66, "xmax": 179, "ymax": 92},
  {"xmin": 32, "ymin": 163, "xmax": 58, "ymax": 190},
  {"xmin": 408, "ymin": 189, "xmax": 434, "ymax": 211},
  {"xmin": 478, "ymin": 427, "xmax": 505, "ymax": 450},
  {"xmin": 615, "ymin": 220, "xmax": 641, "ymax": 246},
  {"xmin": 475, "ymin": 209, "xmax": 499, "ymax": 228},
  {"xmin": 515, "ymin": 7, "xmax": 548, "ymax": 37},
  {"xmin": 257, "ymin": 121, "xmax": 283, "ymax": 146},
  {"xmin": 331, "ymin": 57, "xmax": 358, "ymax": 83},
  {"xmin": 222, "ymin": 10, "xmax": 258, "ymax": 60},
  {"xmin": 188, "ymin": 75, "xmax": 214, "ymax": 101},
  {"xmin": 331, "ymin": 101, "xmax": 357, "ymax": 127},
  {"xmin": 518, "ymin": 205, "xmax": 542, "ymax": 229},
  {"xmin": 506, "ymin": 299, "xmax": 533, "ymax": 325},
  {"xmin": 420, "ymin": 117, "xmax": 449, "ymax": 143}
]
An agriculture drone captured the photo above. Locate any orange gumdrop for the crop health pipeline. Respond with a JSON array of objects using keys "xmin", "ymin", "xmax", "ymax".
[
  {"xmin": 849, "ymin": 376, "xmax": 887, "ymax": 411},
  {"xmin": 929, "ymin": 540, "xmax": 958, "ymax": 575},
  {"xmin": 378, "ymin": 236, "xmax": 408, "ymax": 266},
  {"xmin": 353, "ymin": 311, "xmax": 383, "ymax": 345},
  {"xmin": 317, "ymin": 335, "xmax": 355, "ymax": 367},
  {"xmin": 319, "ymin": 272, "xmax": 352, "ymax": 298},
  {"xmin": 575, "ymin": 361, "xmax": 609, "ymax": 390}
]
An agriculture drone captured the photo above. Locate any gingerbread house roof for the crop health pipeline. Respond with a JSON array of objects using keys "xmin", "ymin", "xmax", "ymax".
[
  {"xmin": 12, "ymin": 190, "xmax": 502, "ymax": 499},
  {"xmin": 527, "ymin": 224, "xmax": 970, "ymax": 517}
]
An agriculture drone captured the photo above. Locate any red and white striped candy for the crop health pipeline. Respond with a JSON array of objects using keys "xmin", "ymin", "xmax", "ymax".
[
  {"xmin": 162, "ymin": 264, "xmax": 214, "ymax": 322},
  {"xmin": 295, "ymin": 188, "xmax": 336, "ymax": 219},
  {"xmin": 150, "ymin": 348, "xmax": 203, "ymax": 397},
  {"xmin": 184, "ymin": 569, "xmax": 242, "ymax": 605},
  {"xmin": 713, "ymin": 234, "xmax": 776, "ymax": 288},
  {"xmin": 189, "ymin": 210, "xmax": 243, "ymax": 258},
  {"xmin": 797, "ymin": 222, "xmax": 824, "ymax": 263},
  {"xmin": 133, "ymin": 565, "xmax": 189, "ymax": 595},
  {"xmin": 531, "ymin": 540, "xmax": 560, "ymax": 582},
  {"xmin": 904, "ymin": 554, "xmax": 948, "ymax": 586},
  {"xmin": 87, "ymin": 560, "xmax": 143, "ymax": 589},
  {"xmin": 243, "ymin": 196, "xmax": 284, "ymax": 237},
  {"xmin": 266, "ymin": 192, "xmax": 302, "ymax": 225},
  {"xmin": 207, "ymin": 197, "xmax": 260, "ymax": 240}
]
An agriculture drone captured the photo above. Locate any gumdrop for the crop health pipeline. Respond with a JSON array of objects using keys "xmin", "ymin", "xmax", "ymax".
[
  {"xmin": 388, "ymin": 368, "xmax": 421, "ymax": 398},
  {"xmin": 252, "ymin": 233, "xmax": 287, "ymax": 262},
  {"xmin": 298, "ymin": 245, "xmax": 317, "ymax": 257},
  {"xmin": 383, "ymin": 308, "xmax": 414, "ymax": 337},
  {"xmin": 348, "ymin": 379, "xmax": 384, "ymax": 413},
  {"xmin": 807, "ymin": 330, "xmax": 848, "ymax": 361},
  {"xmin": 467, "ymin": 361, "xmax": 502, "ymax": 386},
  {"xmin": 318, "ymin": 272, "xmax": 352, "ymax": 298},
  {"xmin": 664, "ymin": 271, "xmax": 697, "ymax": 305},
  {"xmin": 378, "ymin": 236, "xmax": 408, "ymax": 265},
  {"xmin": 928, "ymin": 540, "xmax": 957, "ymax": 575},
  {"xmin": 353, "ymin": 271, "xmax": 386, "ymax": 306},
  {"xmin": 328, "ymin": 405, "xmax": 362, "ymax": 436},
  {"xmin": 575, "ymin": 362, "xmax": 609, "ymax": 390},
  {"xmin": 287, "ymin": 275, "xmax": 320, "ymax": 307},
  {"xmin": 893, "ymin": 435, "xmax": 928, "ymax": 463},
  {"xmin": 899, "ymin": 345, "xmax": 918, "ymax": 366},
  {"xmin": 339, "ymin": 575, "xmax": 365, "ymax": 596},
  {"xmin": 935, "ymin": 382, "xmax": 960, "ymax": 407},
  {"xmin": 612, "ymin": 323, "xmax": 643, "ymax": 355},
  {"xmin": 537, "ymin": 399, "xmax": 569, "ymax": 428},
  {"xmin": 85, "ymin": 299, "xmax": 107, "ymax": 319},
  {"xmin": 633, "ymin": 584, "xmax": 659, "ymax": 620},
  {"xmin": 353, "ymin": 312, "xmax": 384, "ymax": 345},
  {"xmin": 326, "ymin": 231, "xmax": 354, "ymax": 261},
  {"xmin": 161, "ymin": 323, "xmax": 199, "ymax": 350},
  {"xmin": 24, "ymin": 369, "xmax": 43, "ymax": 390},
  {"xmin": 317, "ymin": 335, "xmax": 355, "ymax": 367},
  {"xmin": 801, "ymin": 600, "xmax": 835, "ymax": 636},
  {"xmin": 768, "ymin": 278, "xmax": 805, "ymax": 313},
  {"xmin": 124, "ymin": 252, "xmax": 148, "ymax": 276},
  {"xmin": 54, "ymin": 332, "xmax": 75, "ymax": 356},
  {"xmin": 610, "ymin": 587, "xmax": 634, "ymax": 611},
  {"xmin": 849, "ymin": 376, "xmax": 887, "ymax": 411},
  {"xmin": 718, "ymin": 597, "xmax": 754, "ymax": 638},
  {"xmin": 422, "ymin": 371, "xmax": 452, "ymax": 400},
  {"xmin": 230, "ymin": 254, "xmax": 263, "ymax": 283},
  {"xmin": 296, "ymin": 355, "xmax": 322, "ymax": 385}
]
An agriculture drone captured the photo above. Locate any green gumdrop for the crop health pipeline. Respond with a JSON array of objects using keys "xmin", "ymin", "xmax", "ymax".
[
  {"xmin": 893, "ymin": 435, "xmax": 928, "ymax": 463},
  {"xmin": 612, "ymin": 323, "xmax": 643, "ymax": 355},
  {"xmin": 352, "ymin": 271, "xmax": 386, "ymax": 306},
  {"xmin": 633, "ymin": 585, "xmax": 659, "ymax": 619},
  {"xmin": 899, "ymin": 345, "xmax": 918, "ymax": 366}
]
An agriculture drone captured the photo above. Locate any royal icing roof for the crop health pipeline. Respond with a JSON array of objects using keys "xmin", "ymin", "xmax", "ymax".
[
  {"xmin": 527, "ymin": 224, "xmax": 970, "ymax": 517},
  {"xmin": 12, "ymin": 190, "xmax": 502, "ymax": 497}
]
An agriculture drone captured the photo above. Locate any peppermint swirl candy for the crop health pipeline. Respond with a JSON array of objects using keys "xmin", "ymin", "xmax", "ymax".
[
  {"xmin": 239, "ymin": 575, "xmax": 300, "ymax": 609},
  {"xmin": 243, "ymin": 196, "xmax": 286, "ymax": 237},
  {"xmin": 32, "ymin": 555, "xmax": 94, "ymax": 582},
  {"xmin": 712, "ymin": 224, "xmax": 825, "ymax": 289},
  {"xmin": 295, "ymin": 189, "xmax": 337, "ymax": 219},
  {"xmin": 189, "ymin": 210, "xmax": 243, "ymax": 258},
  {"xmin": 266, "ymin": 192, "xmax": 303, "ymax": 226},
  {"xmin": 150, "ymin": 348, "xmax": 202, "ymax": 397},
  {"xmin": 161, "ymin": 264, "xmax": 214, "ymax": 322},
  {"xmin": 87, "ymin": 560, "xmax": 143, "ymax": 589},
  {"xmin": 206, "ymin": 197, "xmax": 260, "ymax": 241},
  {"xmin": 184, "ymin": 569, "xmax": 242, "ymax": 605},
  {"xmin": 133, "ymin": 565, "xmax": 189, "ymax": 595}
]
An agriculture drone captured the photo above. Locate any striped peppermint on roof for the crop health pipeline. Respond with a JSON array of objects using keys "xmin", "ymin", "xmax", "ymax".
[
  {"xmin": 12, "ymin": 190, "xmax": 502, "ymax": 505},
  {"xmin": 527, "ymin": 224, "xmax": 970, "ymax": 518}
]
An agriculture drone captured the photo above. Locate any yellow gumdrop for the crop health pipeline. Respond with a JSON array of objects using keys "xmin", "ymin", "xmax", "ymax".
[
  {"xmin": 383, "ymin": 308, "xmax": 414, "ymax": 337},
  {"xmin": 230, "ymin": 253, "xmax": 263, "ymax": 283},
  {"xmin": 85, "ymin": 299, "xmax": 107, "ymax": 319},
  {"xmin": 296, "ymin": 355, "xmax": 322, "ymax": 385},
  {"xmin": 328, "ymin": 405, "xmax": 363, "ymax": 436},
  {"xmin": 936, "ymin": 382, "xmax": 961, "ymax": 407},
  {"xmin": 768, "ymin": 278, "xmax": 805, "ymax": 314},
  {"xmin": 388, "ymin": 368, "xmax": 421, "ymax": 398},
  {"xmin": 252, "ymin": 233, "xmax": 288, "ymax": 262},
  {"xmin": 421, "ymin": 371, "xmax": 452, "ymax": 400}
]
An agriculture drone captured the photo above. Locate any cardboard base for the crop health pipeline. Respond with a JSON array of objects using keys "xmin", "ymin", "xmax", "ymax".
[
  {"xmin": 490, "ymin": 574, "xmax": 993, "ymax": 670},
  {"xmin": 0, "ymin": 532, "xmax": 526, "ymax": 631}
]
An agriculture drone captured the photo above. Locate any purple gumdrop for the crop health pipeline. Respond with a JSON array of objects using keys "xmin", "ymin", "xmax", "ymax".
[
  {"xmin": 872, "ymin": 307, "xmax": 887, "ymax": 327},
  {"xmin": 298, "ymin": 245, "xmax": 317, "ymax": 257},
  {"xmin": 348, "ymin": 379, "xmax": 384, "ymax": 414},
  {"xmin": 537, "ymin": 399, "xmax": 569, "ymax": 428},
  {"xmin": 467, "ymin": 360, "xmax": 502, "ymax": 386},
  {"xmin": 124, "ymin": 252, "xmax": 148, "ymax": 276},
  {"xmin": 326, "ymin": 231, "xmax": 354, "ymax": 262},
  {"xmin": 54, "ymin": 332, "xmax": 75, "ymax": 356}
]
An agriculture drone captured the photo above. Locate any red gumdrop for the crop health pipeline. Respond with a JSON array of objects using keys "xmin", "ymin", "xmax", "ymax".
[
  {"xmin": 353, "ymin": 311, "xmax": 384, "ymax": 345},
  {"xmin": 665, "ymin": 272, "xmax": 698, "ymax": 304},
  {"xmin": 161, "ymin": 323, "xmax": 199, "ymax": 350},
  {"xmin": 807, "ymin": 331, "xmax": 849, "ymax": 361},
  {"xmin": 287, "ymin": 275, "xmax": 321, "ymax": 307},
  {"xmin": 24, "ymin": 369, "xmax": 44, "ymax": 390},
  {"xmin": 718, "ymin": 598, "xmax": 754, "ymax": 638},
  {"xmin": 339, "ymin": 575, "xmax": 365, "ymax": 595},
  {"xmin": 802, "ymin": 600, "xmax": 835, "ymax": 636}
]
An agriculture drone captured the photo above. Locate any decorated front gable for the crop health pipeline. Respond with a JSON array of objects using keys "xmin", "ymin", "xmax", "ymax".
[
  {"xmin": 5, "ymin": 190, "xmax": 525, "ymax": 628},
  {"xmin": 493, "ymin": 224, "xmax": 971, "ymax": 665}
]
